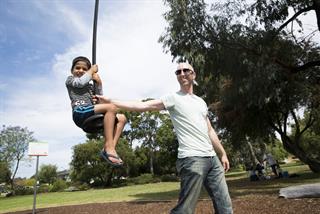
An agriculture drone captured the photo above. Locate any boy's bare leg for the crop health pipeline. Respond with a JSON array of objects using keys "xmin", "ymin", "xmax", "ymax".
[
  {"xmin": 108, "ymin": 114, "xmax": 127, "ymax": 163},
  {"xmin": 95, "ymin": 104, "xmax": 122, "ymax": 164},
  {"xmin": 113, "ymin": 114, "xmax": 127, "ymax": 147},
  {"xmin": 103, "ymin": 111, "xmax": 122, "ymax": 164}
]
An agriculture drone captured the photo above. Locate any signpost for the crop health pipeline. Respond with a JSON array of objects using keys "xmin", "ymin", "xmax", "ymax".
[{"xmin": 28, "ymin": 141, "xmax": 48, "ymax": 214}]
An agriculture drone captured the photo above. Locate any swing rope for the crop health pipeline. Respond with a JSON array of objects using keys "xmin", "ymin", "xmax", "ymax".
[
  {"xmin": 92, "ymin": 0, "xmax": 99, "ymax": 65},
  {"xmin": 81, "ymin": 0, "xmax": 104, "ymax": 134},
  {"xmin": 91, "ymin": 0, "xmax": 99, "ymax": 94}
]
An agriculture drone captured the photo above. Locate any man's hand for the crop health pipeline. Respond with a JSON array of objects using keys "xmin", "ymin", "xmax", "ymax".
[
  {"xmin": 95, "ymin": 95, "xmax": 111, "ymax": 104},
  {"xmin": 221, "ymin": 154, "xmax": 230, "ymax": 172}
]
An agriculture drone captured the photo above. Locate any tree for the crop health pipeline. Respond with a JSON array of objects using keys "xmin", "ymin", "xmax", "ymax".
[
  {"xmin": 265, "ymin": 139, "xmax": 289, "ymax": 163},
  {"xmin": 290, "ymin": 111, "xmax": 320, "ymax": 165},
  {"xmin": 70, "ymin": 139, "xmax": 112, "ymax": 186},
  {"xmin": 70, "ymin": 138, "xmax": 134, "ymax": 187},
  {"xmin": 0, "ymin": 125, "xmax": 35, "ymax": 192},
  {"xmin": 0, "ymin": 161, "xmax": 11, "ymax": 183},
  {"xmin": 122, "ymin": 110, "xmax": 144, "ymax": 176},
  {"xmin": 160, "ymin": 0, "xmax": 320, "ymax": 172},
  {"xmin": 124, "ymin": 99, "xmax": 168, "ymax": 175},
  {"xmin": 154, "ymin": 113, "xmax": 177, "ymax": 175},
  {"xmin": 38, "ymin": 164, "xmax": 58, "ymax": 185},
  {"xmin": 249, "ymin": 0, "xmax": 320, "ymax": 37}
]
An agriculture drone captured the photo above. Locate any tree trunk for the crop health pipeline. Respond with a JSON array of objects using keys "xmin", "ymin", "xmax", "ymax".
[
  {"xmin": 304, "ymin": 159, "xmax": 320, "ymax": 173},
  {"xmin": 247, "ymin": 141, "xmax": 259, "ymax": 165},
  {"xmin": 281, "ymin": 135, "xmax": 320, "ymax": 173},
  {"xmin": 9, "ymin": 179, "xmax": 15, "ymax": 195},
  {"xmin": 9, "ymin": 159, "xmax": 20, "ymax": 195},
  {"xmin": 149, "ymin": 149, "xmax": 154, "ymax": 175},
  {"xmin": 314, "ymin": 0, "xmax": 320, "ymax": 31}
]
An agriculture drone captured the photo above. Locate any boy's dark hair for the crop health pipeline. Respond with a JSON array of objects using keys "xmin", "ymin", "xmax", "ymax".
[{"xmin": 71, "ymin": 56, "xmax": 91, "ymax": 71}]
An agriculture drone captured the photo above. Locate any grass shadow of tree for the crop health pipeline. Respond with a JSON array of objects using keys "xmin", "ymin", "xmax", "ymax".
[
  {"xmin": 227, "ymin": 172, "xmax": 320, "ymax": 199},
  {"xmin": 128, "ymin": 189, "xmax": 179, "ymax": 201},
  {"xmin": 128, "ymin": 172, "xmax": 319, "ymax": 201}
]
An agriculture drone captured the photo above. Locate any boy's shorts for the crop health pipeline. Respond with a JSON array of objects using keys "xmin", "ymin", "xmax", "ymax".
[{"xmin": 73, "ymin": 105, "xmax": 95, "ymax": 128}]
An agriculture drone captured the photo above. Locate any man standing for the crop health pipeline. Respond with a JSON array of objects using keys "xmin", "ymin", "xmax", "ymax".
[
  {"xmin": 97, "ymin": 62, "xmax": 233, "ymax": 214},
  {"xmin": 263, "ymin": 153, "xmax": 279, "ymax": 177}
]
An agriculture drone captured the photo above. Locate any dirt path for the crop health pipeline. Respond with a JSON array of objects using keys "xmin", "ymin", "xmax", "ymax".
[{"xmin": 7, "ymin": 194, "xmax": 320, "ymax": 214}]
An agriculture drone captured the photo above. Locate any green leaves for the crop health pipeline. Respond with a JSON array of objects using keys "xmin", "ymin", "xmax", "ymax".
[
  {"xmin": 0, "ymin": 125, "xmax": 35, "ymax": 191},
  {"xmin": 0, "ymin": 125, "xmax": 34, "ymax": 167},
  {"xmin": 38, "ymin": 164, "xmax": 58, "ymax": 185},
  {"xmin": 161, "ymin": 0, "xmax": 320, "ymax": 171}
]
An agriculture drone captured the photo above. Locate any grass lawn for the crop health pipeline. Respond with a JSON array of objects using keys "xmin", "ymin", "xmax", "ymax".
[
  {"xmin": 0, "ymin": 163, "xmax": 319, "ymax": 213},
  {"xmin": 226, "ymin": 163, "xmax": 320, "ymax": 197},
  {"xmin": 0, "ymin": 182, "xmax": 180, "ymax": 213}
]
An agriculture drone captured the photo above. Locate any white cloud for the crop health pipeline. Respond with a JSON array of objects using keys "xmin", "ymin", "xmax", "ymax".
[{"xmin": 32, "ymin": 0, "xmax": 91, "ymax": 41}]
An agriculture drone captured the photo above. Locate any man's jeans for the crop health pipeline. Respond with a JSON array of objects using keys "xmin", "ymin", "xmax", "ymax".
[{"xmin": 170, "ymin": 156, "xmax": 233, "ymax": 214}]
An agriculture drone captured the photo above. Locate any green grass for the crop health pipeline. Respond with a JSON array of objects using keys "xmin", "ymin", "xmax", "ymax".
[
  {"xmin": 0, "ymin": 183, "xmax": 180, "ymax": 213},
  {"xmin": 226, "ymin": 163, "xmax": 320, "ymax": 197},
  {"xmin": 0, "ymin": 163, "xmax": 319, "ymax": 213}
]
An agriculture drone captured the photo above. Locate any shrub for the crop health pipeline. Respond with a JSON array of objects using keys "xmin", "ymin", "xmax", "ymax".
[
  {"xmin": 111, "ymin": 177, "xmax": 127, "ymax": 188},
  {"xmin": 50, "ymin": 179, "xmax": 67, "ymax": 192},
  {"xmin": 14, "ymin": 185, "xmax": 34, "ymax": 195},
  {"xmin": 67, "ymin": 181, "xmax": 91, "ymax": 190},
  {"xmin": 78, "ymin": 183, "xmax": 90, "ymax": 191},
  {"xmin": 38, "ymin": 184, "xmax": 49, "ymax": 193},
  {"xmin": 160, "ymin": 174, "xmax": 179, "ymax": 182},
  {"xmin": 0, "ymin": 184, "xmax": 9, "ymax": 194},
  {"xmin": 15, "ymin": 178, "xmax": 36, "ymax": 187},
  {"xmin": 127, "ymin": 173, "xmax": 160, "ymax": 185},
  {"xmin": 26, "ymin": 179, "xmax": 36, "ymax": 186},
  {"xmin": 64, "ymin": 186, "xmax": 80, "ymax": 192}
]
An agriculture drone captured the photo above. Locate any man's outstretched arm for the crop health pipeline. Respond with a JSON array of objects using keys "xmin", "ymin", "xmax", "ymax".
[{"xmin": 96, "ymin": 95, "xmax": 165, "ymax": 112}]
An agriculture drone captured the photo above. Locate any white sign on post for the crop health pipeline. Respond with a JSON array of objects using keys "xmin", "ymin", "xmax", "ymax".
[
  {"xmin": 28, "ymin": 141, "xmax": 48, "ymax": 156},
  {"xmin": 28, "ymin": 141, "xmax": 48, "ymax": 214}
]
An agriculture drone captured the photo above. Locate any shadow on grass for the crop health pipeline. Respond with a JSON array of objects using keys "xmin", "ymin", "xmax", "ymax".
[
  {"xmin": 127, "ymin": 171, "xmax": 319, "ymax": 201},
  {"xmin": 227, "ymin": 171, "xmax": 320, "ymax": 198},
  {"xmin": 128, "ymin": 189, "xmax": 179, "ymax": 201}
]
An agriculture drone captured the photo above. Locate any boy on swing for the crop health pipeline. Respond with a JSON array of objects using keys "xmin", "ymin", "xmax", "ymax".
[{"xmin": 66, "ymin": 56, "xmax": 126, "ymax": 166}]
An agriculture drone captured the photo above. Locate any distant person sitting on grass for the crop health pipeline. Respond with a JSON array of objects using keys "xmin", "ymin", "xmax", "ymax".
[
  {"xmin": 255, "ymin": 162, "xmax": 264, "ymax": 178},
  {"xmin": 248, "ymin": 165, "xmax": 259, "ymax": 181}
]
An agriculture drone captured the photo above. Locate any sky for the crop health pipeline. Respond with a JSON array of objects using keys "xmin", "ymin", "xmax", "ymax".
[
  {"xmin": 0, "ymin": 0, "xmax": 319, "ymax": 179},
  {"xmin": 0, "ymin": 0, "xmax": 179, "ymax": 178}
]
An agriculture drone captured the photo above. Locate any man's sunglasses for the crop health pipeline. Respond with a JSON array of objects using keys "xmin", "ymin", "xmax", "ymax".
[{"xmin": 175, "ymin": 68, "xmax": 193, "ymax": 75}]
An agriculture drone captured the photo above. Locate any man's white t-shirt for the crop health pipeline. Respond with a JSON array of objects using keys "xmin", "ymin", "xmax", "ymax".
[{"xmin": 161, "ymin": 91, "xmax": 216, "ymax": 158}]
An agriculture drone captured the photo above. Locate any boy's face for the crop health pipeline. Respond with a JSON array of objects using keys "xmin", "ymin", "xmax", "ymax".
[{"xmin": 72, "ymin": 61, "xmax": 89, "ymax": 77}]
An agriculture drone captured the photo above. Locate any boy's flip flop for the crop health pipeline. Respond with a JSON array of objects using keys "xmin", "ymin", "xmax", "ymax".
[{"xmin": 100, "ymin": 149, "xmax": 123, "ymax": 167}]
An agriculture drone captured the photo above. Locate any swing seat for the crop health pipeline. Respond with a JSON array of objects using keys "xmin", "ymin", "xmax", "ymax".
[{"xmin": 82, "ymin": 113, "xmax": 104, "ymax": 133}]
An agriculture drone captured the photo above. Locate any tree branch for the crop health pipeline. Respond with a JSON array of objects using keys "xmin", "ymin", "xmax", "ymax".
[
  {"xmin": 314, "ymin": 0, "xmax": 320, "ymax": 31},
  {"xmin": 290, "ymin": 109, "xmax": 300, "ymax": 136},
  {"xmin": 292, "ymin": 60, "xmax": 320, "ymax": 73},
  {"xmin": 266, "ymin": 111, "xmax": 282, "ymax": 134},
  {"xmin": 274, "ymin": 58, "xmax": 320, "ymax": 74},
  {"xmin": 283, "ymin": 111, "xmax": 289, "ymax": 135},
  {"xmin": 275, "ymin": 6, "xmax": 315, "ymax": 35},
  {"xmin": 300, "ymin": 113, "xmax": 315, "ymax": 135}
]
